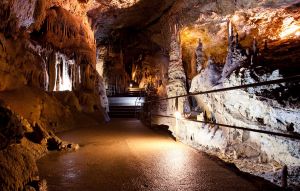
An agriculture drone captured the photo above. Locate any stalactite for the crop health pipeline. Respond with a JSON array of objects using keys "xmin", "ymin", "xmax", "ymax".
[
  {"xmin": 235, "ymin": 33, "xmax": 239, "ymax": 48},
  {"xmin": 0, "ymin": 39, "xmax": 6, "ymax": 53},
  {"xmin": 63, "ymin": 22, "xmax": 66, "ymax": 39},
  {"xmin": 46, "ymin": 20, "xmax": 48, "ymax": 32},
  {"xmin": 196, "ymin": 40, "xmax": 203, "ymax": 74},
  {"xmin": 252, "ymin": 37, "xmax": 258, "ymax": 56},
  {"xmin": 78, "ymin": 65, "xmax": 81, "ymax": 85}
]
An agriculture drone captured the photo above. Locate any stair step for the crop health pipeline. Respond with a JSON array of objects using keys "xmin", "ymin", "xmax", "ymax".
[{"xmin": 108, "ymin": 96, "xmax": 144, "ymax": 118}]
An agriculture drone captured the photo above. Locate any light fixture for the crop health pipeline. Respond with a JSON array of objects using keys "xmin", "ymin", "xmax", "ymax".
[
  {"xmin": 129, "ymin": 83, "xmax": 133, "ymax": 88},
  {"xmin": 174, "ymin": 111, "xmax": 181, "ymax": 119}
]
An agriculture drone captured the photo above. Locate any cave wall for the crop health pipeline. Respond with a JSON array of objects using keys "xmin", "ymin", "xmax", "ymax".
[
  {"xmin": 149, "ymin": 0, "xmax": 300, "ymax": 188},
  {"xmin": 0, "ymin": 1, "xmax": 109, "ymax": 190},
  {"xmin": 0, "ymin": 0, "xmax": 106, "ymax": 107}
]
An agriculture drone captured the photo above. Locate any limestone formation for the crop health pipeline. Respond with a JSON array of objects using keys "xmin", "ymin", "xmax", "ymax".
[
  {"xmin": 1, "ymin": 0, "xmax": 300, "ymax": 189},
  {"xmin": 167, "ymin": 24, "xmax": 188, "ymax": 114},
  {"xmin": 150, "ymin": 1, "xmax": 300, "ymax": 188},
  {"xmin": 196, "ymin": 40, "xmax": 204, "ymax": 74}
]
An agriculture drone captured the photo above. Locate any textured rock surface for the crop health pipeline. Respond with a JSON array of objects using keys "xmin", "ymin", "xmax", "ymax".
[
  {"xmin": 0, "ymin": 1, "xmax": 108, "ymax": 188},
  {"xmin": 154, "ymin": 65, "xmax": 300, "ymax": 187},
  {"xmin": 166, "ymin": 27, "xmax": 188, "ymax": 115},
  {"xmin": 0, "ymin": 103, "xmax": 46, "ymax": 191},
  {"xmin": 150, "ymin": 0, "xmax": 300, "ymax": 189},
  {"xmin": 0, "ymin": 94, "xmax": 84, "ymax": 190}
]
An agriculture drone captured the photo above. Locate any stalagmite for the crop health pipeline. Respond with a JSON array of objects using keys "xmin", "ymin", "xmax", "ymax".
[
  {"xmin": 167, "ymin": 23, "xmax": 188, "ymax": 114},
  {"xmin": 42, "ymin": 61, "xmax": 49, "ymax": 91},
  {"xmin": 219, "ymin": 22, "xmax": 247, "ymax": 83}
]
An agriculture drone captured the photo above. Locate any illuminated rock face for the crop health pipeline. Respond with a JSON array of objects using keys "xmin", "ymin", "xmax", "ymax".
[
  {"xmin": 151, "ymin": 0, "xmax": 300, "ymax": 188},
  {"xmin": 0, "ymin": 1, "xmax": 110, "ymax": 190},
  {"xmin": 190, "ymin": 66, "xmax": 300, "ymax": 161},
  {"xmin": 52, "ymin": 53, "xmax": 74, "ymax": 91},
  {"xmin": 167, "ymin": 27, "xmax": 188, "ymax": 114}
]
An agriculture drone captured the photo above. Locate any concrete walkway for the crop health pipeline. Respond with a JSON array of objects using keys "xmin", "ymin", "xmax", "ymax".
[{"xmin": 37, "ymin": 119, "xmax": 279, "ymax": 191}]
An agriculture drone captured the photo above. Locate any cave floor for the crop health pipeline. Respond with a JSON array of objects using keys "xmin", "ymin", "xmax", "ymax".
[{"xmin": 37, "ymin": 118, "xmax": 279, "ymax": 191}]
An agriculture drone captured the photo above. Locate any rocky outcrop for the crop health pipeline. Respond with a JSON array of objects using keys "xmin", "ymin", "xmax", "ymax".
[
  {"xmin": 0, "ymin": 101, "xmax": 79, "ymax": 191},
  {"xmin": 154, "ymin": 62, "xmax": 300, "ymax": 188}
]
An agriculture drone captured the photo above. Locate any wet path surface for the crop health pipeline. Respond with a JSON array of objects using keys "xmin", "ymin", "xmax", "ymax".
[{"xmin": 38, "ymin": 119, "xmax": 278, "ymax": 191}]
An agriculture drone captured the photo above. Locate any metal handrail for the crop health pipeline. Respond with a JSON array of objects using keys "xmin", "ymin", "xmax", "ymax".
[
  {"xmin": 134, "ymin": 90, "xmax": 145, "ymax": 118},
  {"xmin": 152, "ymin": 114, "xmax": 300, "ymax": 140},
  {"xmin": 145, "ymin": 75, "xmax": 300, "ymax": 140},
  {"xmin": 147, "ymin": 75, "xmax": 300, "ymax": 103}
]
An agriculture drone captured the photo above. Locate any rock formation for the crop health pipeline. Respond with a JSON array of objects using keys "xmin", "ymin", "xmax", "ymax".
[
  {"xmin": 0, "ymin": 1, "xmax": 109, "ymax": 190},
  {"xmin": 150, "ymin": 0, "xmax": 300, "ymax": 188},
  {"xmin": 1, "ymin": 0, "xmax": 300, "ymax": 190},
  {"xmin": 167, "ymin": 24, "xmax": 188, "ymax": 114}
]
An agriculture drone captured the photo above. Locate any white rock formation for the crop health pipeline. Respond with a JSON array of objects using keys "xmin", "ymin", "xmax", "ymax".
[
  {"xmin": 153, "ymin": 63, "xmax": 300, "ymax": 186},
  {"xmin": 166, "ymin": 25, "xmax": 187, "ymax": 114}
]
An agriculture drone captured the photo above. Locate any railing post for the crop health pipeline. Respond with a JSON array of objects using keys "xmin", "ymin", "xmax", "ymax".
[{"xmin": 281, "ymin": 165, "xmax": 288, "ymax": 189}]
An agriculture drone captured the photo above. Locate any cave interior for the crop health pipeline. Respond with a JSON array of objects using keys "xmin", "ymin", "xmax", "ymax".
[{"xmin": 0, "ymin": 0, "xmax": 300, "ymax": 190}]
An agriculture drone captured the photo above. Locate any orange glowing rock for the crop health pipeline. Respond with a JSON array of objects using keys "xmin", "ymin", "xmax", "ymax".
[{"xmin": 279, "ymin": 17, "xmax": 300, "ymax": 39}]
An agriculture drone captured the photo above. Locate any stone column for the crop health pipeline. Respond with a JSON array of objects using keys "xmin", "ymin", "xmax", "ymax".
[{"xmin": 167, "ymin": 23, "xmax": 187, "ymax": 115}]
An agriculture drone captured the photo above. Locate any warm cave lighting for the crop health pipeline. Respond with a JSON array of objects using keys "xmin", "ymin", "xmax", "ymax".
[
  {"xmin": 113, "ymin": 0, "xmax": 141, "ymax": 8},
  {"xmin": 279, "ymin": 17, "xmax": 300, "ymax": 39},
  {"xmin": 129, "ymin": 83, "xmax": 133, "ymax": 88},
  {"xmin": 174, "ymin": 111, "xmax": 181, "ymax": 119},
  {"xmin": 180, "ymin": 27, "xmax": 201, "ymax": 48},
  {"xmin": 54, "ymin": 59, "xmax": 73, "ymax": 91},
  {"xmin": 231, "ymin": 15, "xmax": 240, "ymax": 23}
]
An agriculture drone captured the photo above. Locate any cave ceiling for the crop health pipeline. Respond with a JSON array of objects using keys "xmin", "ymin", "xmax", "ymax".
[
  {"xmin": 88, "ymin": 0, "xmax": 176, "ymax": 43},
  {"xmin": 2, "ymin": 0, "xmax": 300, "ymax": 61}
]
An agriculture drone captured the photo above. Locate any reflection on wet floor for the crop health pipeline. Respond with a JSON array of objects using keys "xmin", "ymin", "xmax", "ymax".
[{"xmin": 37, "ymin": 119, "xmax": 279, "ymax": 191}]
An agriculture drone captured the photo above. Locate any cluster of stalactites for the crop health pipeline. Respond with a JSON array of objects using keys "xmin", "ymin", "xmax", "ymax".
[
  {"xmin": 46, "ymin": 19, "xmax": 77, "ymax": 42},
  {"xmin": 52, "ymin": 53, "xmax": 77, "ymax": 91},
  {"xmin": 44, "ymin": 9, "xmax": 96, "ymax": 49}
]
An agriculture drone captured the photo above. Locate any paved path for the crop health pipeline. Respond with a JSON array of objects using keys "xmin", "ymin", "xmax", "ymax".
[{"xmin": 38, "ymin": 119, "xmax": 279, "ymax": 191}]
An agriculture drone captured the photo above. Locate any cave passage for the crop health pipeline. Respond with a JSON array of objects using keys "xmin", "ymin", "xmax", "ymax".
[
  {"xmin": 1, "ymin": 0, "xmax": 300, "ymax": 190},
  {"xmin": 37, "ymin": 119, "xmax": 278, "ymax": 191}
]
